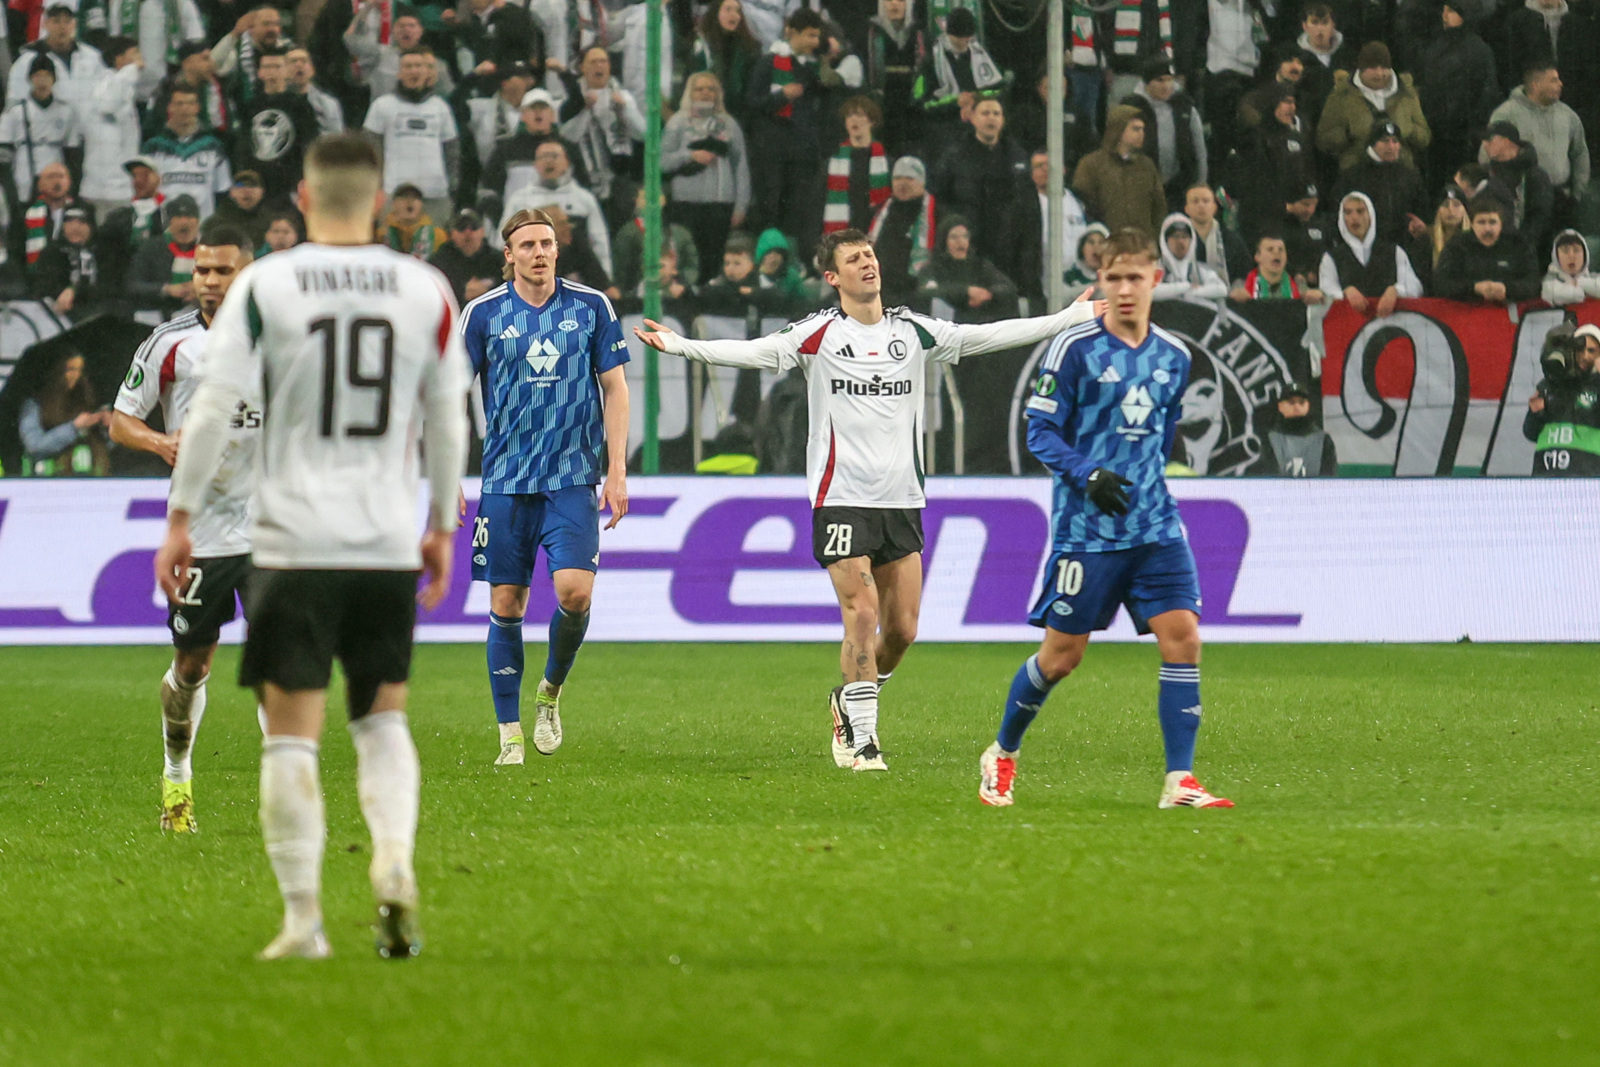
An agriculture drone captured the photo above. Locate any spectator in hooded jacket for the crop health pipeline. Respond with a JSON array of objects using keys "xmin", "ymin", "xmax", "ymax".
[
  {"xmin": 1485, "ymin": 61, "xmax": 1589, "ymax": 231},
  {"xmin": 1009, "ymin": 68, "xmax": 1096, "ymax": 175},
  {"xmin": 1320, "ymin": 190, "xmax": 1424, "ymax": 315},
  {"xmin": 79, "ymin": 37, "xmax": 142, "ymax": 222},
  {"xmin": 6, "ymin": 5, "xmax": 104, "ymax": 125},
  {"xmin": 31, "ymin": 202, "xmax": 100, "ymax": 317},
  {"xmin": 1065, "ymin": 223, "xmax": 1109, "ymax": 289},
  {"xmin": 0, "ymin": 53, "xmax": 82, "ymax": 210},
  {"xmin": 868, "ymin": 154, "xmax": 936, "ymax": 307},
  {"xmin": 663, "ymin": 70, "xmax": 752, "ymax": 276},
  {"xmin": 913, "ymin": 6, "xmax": 1007, "ymax": 161},
  {"xmin": 1279, "ymin": 181, "xmax": 1335, "ymax": 283},
  {"xmin": 1153, "ymin": 213, "xmax": 1229, "ymax": 300},
  {"xmin": 1414, "ymin": 0, "xmax": 1501, "ymax": 191},
  {"xmin": 915, "ymin": 213, "xmax": 1018, "ymax": 322},
  {"xmin": 1073, "ymin": 104, "xmax": 1167, "ymax": 234},
  {"xmin": 931, "ymin": 96, "xmax": 1028, "ymax": 280},
  {"xmin": 1541, "ymin": 228, "xmax": 1600, "ymax": 304},
  {"xmin": 864, "ymin": 0, "xmax": 928, "ymax": 155},
  {"xmin": 1122, "ymin": 56, "xmax": 1206, "ymax": 210},
  {"xmin": 745, "ymin": 6, "xmax": 827, "ymax": 264},
  {"xmin": 1236, "ymin": 82, "xmax": 1313, "ymax": 239},
  {"xmin": 1238, "ymin": 48, "xmax": 1305, "ymax": 129},
  {"xmin": 1432, "ymin": 194, "xmax": 1541, "ymax": 302},
  {"xmin": 1335, "ymin": 120, "xmax": 1431, "ymax": 246},
  {"xmin": 1295, "ymin": 4, "xmax": 1356, "ymax": 133},
  {"xmin": 1317, "ymin": 41, "xmax": 1432, "ymax": 172}
]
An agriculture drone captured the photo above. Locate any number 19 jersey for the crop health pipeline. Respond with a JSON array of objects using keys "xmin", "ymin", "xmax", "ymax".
[{"xmin": 197, "ymin": 243, "xmax": 471, "ymax": 570}]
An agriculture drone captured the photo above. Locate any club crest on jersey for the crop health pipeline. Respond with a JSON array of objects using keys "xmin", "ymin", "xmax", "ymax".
[
  {"xmin": 888, "ymin": 339, "xmax": 908, "ymax": 361},
  {"xmin": 558, "ymin": 319, "xmax": 579, "ymax": 332},
  {"xmin": 526, "ymin": 338, "xmax": 561, "ymax": 374}
]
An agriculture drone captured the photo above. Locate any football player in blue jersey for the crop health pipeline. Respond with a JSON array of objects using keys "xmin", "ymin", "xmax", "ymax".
[
  {"xmin": 460, "ymin": 207, "xmax": 631, "ymax": 766},
  {"xmin": 978, "ymin": 227, "xmax": 1233, "ymax": 810}
]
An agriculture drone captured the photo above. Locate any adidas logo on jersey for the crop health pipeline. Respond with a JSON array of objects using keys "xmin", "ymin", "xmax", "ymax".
[
  {"xmin": 500, "ymin": 325, "xmax": 522, "ymax": 341},
  {"xmin": 1097, "ymin": 365, "xmax": 1122, "ymax": 384},
  {"xmin": 525, "ymin": 338, "xmax": 561, "ymax": 374}
]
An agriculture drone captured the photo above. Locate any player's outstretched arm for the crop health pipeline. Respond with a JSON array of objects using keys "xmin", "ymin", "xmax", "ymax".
[
  {"xmin": 937, "ymin": 287, "xmax": 1107, "ymax": 361},
  {"xmin": 598, "ymin": 365, "xmax": 629, "ymax": 529},
  {"xmin": 632, "ymin": 317, "xmax": 797, "ymax": 371}
]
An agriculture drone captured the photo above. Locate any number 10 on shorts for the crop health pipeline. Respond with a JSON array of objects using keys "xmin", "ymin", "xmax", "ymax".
[{"xmin": 1055, "ymin": 558, "xmax": 1084, "ymax": 596}]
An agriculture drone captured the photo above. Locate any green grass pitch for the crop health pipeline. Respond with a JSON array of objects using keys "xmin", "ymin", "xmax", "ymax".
[{"xmin": 1, "ymin": 642, "xmax": 1597, "ymax": 1066}]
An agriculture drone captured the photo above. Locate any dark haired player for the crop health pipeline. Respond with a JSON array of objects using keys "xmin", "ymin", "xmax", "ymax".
[
  {"xmin": 978, "ymin": 227, "xmax": 1231, "ymax": 809},
  {"xmin": 111, "ymin": 219, "xmax": 257, "ymax": 834},
  {"xmin": 636, "ymin": 228, "xmax": 1101, "ymax": 772}
]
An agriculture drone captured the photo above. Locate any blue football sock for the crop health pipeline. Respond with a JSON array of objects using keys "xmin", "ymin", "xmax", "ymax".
[
  {"xmin": 544, "ymin": 605, "xmax": 590, "ymax": 686},
  {"xmin": 997, "ymin": 654, "xmax": 1057, "ymax": 752},
  {"xmin": 487, "ymin": 612, "xmax": 524, "ymax": 724},
  {"xmin": 1157, "ymin": 663, "xmax": 1202, "ymax": 772}
]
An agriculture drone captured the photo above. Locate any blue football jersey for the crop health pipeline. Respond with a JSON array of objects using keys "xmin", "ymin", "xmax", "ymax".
[
  {"xmin": 461, "ymin": 278, "xmax": 629, "ymax": 495},
  {"xmin": 1026, "ymin": 319, "xmax": 1190, "ymax": 552}
]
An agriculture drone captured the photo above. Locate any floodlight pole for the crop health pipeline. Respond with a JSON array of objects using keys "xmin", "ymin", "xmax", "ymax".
[
  {"xmin": 1046, "ymin": 0, "xmax": 1066, "ymax": 313},
  {"xmin": 641, "ymin": 0, "xmax": 664, "ymax": 473}
]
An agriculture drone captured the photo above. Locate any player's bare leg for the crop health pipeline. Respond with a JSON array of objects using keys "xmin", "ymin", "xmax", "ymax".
[
  {"xmin": 535, "ymin": 568, "xmax": 594, "ymax": 754},
  {"xmin": 257, "ymin": 684, "xmax": 332, "ymax": 959},
  {"xmin": 981, "ymin": 628, "xmax": 1090, "ymax": 805},
  {"xmin": 1148, "ymin": 610, "xmax": 1231, "ymax": 808},
  {"xmin": 489, "ymin": 583, "xmax": 531, "ymax": 763},
  {"xmin": 159, "ymin": 643, "xmax": 216, "ymax": 832},
  {"xmin": 348, "ymin": 679, "xmax": 423, "ymax": 958},
  {"xmin": 872, "ymin": 553, "xmax": 922, "ymax": 688},
  {"xmin": 826, "ymin": 557, "xmax": 887, "ymax": 771}
]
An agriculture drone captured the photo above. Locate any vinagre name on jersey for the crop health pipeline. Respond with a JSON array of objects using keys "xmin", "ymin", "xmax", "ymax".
[{"xmin": 294, "ymin": 265, "xmax": 402, "ymax": 295}]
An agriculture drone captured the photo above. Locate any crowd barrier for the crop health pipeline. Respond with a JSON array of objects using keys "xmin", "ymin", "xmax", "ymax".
[{"xmin": 0, "ymin": 476, "xmax": 1595, "ymax": 645}]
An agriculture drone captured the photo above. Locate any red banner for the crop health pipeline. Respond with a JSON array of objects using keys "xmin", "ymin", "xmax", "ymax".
[{"xmin": 1319, "ymin": 299, "xmax": 1600, "ymax": 476}]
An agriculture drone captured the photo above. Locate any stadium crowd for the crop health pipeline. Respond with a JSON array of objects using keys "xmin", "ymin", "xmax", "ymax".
[{"xmin": 2, "ymin": 0, "xmax": 1598, "ymax": 477}]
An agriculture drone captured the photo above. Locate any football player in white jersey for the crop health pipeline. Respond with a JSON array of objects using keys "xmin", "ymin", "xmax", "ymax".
[
  {"xmin": 112, "ymin": 218, "xmax": 258, "ymax": 834},
  {"xmin": 155, "ymin": 133, "xmax": 470, "ymax": 961},
  {"xmin": 635, "ymin": 228, "xmax": 1103, "ymax": 771}
]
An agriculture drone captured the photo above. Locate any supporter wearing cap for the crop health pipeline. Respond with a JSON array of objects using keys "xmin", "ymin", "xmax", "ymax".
[
  {"xmin": 1480, "ymin": 119, "xmax": 1554, "ymax": 253},
  {"xmin": 1332, "ymin": 118, "xmax": 1431, "ymax": 247},
  {"xmin": 428, "ymin": 208, "xmax": 503, "ymax": 305},
  {"xmin": 32, "ymin": 201, "xmax": 101, "ymax": 318},
  {"xmin": 466, "ymin": 63, "xmax": 538, "ymax": 173},
  {"xmin": 1254, "ymin": 381, "xmax": 1339, "ymax": 477},
  {"xmin": 1119, "ymin": 55, "xmax": 1206, "ymax": 210},
  {"xmin": 1279, "ymin": 181, "xmax": 1333, "ymax": 282},
  {"xmin": 1316, "ymin": 40, "xmax": 1431, "ymax": 173},
  {"xmin": 479, "ymin": 87, "xmax": 593, "ymax": 208},
  {"xmin": 211, "ymin": 170, "xmax": 276, "ymax": 247},
  {"xmin": 5, "ymin": 2, "xmax": 105, "ymax": 124},
  {"xmin": 95, "ymin": 156, "xmax": 168, "ymax": 299},
  {"xmin": 1237, "ymin": 45, "xmax": 1307, "ymax": 130},
  {"xmin": 1411, "ymin": 0, "xmax": 1499, "ymax": 193},
  {"xmin": 127, "ymin": 193, "xmax": 202, "ymax": 313},
  {"xmin": 0, "ymin": 49, "xmax": 81, "ymax": 210},
  {"xmin": 867, "ymin": 154, "xmax": 936, "ymax": 307}
]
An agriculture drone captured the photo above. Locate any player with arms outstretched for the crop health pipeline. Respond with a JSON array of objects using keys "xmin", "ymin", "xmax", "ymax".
[
  {"xmin": 635, "ymin": 228, "xmax": 1100, "ymax": 772},
  {"xmin": 155, "ymin": 133, "xmax": 470, "ymax": 959},
  {"xmin": 111, "ymin": 219, "xmax": 257, "ymax": 833},
  {"xmin": 977, "ymin": 227, "xmax": 1231, "ymax": 810},
  {"xmin": 460, "ymin": 208, "xmax": 629, "ymax": 767}
]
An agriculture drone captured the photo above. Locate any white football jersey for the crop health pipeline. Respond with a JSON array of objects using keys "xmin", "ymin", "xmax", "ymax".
[
  {"xmin": 195, "ymin": 243, "xmax": 471, "ymax": 569},
  {"xmin": 114, "ymin": 310, "xmax": 259, "ymax": 559},
  {"xmin": 663, "ymin": 302, "xmax": 1098, "ymax": 508}
]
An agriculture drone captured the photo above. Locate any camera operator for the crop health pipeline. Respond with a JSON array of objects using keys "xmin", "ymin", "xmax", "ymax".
[{"xmin": 1524, "ymin": 323, "xmax": 1600, "ymax": 476}]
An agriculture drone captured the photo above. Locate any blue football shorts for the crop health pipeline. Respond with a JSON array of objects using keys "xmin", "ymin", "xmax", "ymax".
[
  {"xmin": 470, "ymin": 487, "xmax": 601, "ymax": 586},
  {"xmin": 1028, "ymin": 539, "xmax": 1201, "ymax": 635}
]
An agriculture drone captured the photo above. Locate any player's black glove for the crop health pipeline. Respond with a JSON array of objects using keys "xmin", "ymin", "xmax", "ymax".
[{"xmin": 1085, "ymin": 468, "xmax": 1132, "ymax": 516}]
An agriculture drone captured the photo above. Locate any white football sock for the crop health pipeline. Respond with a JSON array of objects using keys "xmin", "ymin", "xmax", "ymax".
[
  {"xmin": 498, "ymin": 721, "xmax": 523, "ymax": 745},
  {"xmin": 350, "ymin": 710, "xmax": 420, "ymax": 904},
  {"xmin": 260, "ymin": 736, "xmax": 325, "ymax": 932},
  {"xmin": 876, "ymin": 672, "xmax": 893, "ymax": 688},
  {"xmin": 160, "ymin": 666, "xmax": 208, "ymax": 784},
  {"xmin": 841, "ymin": 681, "xmax": 880, "ymax": 749}
]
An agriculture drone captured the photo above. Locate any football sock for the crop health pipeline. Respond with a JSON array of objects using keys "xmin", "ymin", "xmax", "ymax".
[
  {"xmin": 487, "ymin": 612, "xmax": 524, "ymax": 724},
  {"xmin": 841, "ymin": 681, "xmax": 879, "ymax": 747},
  {"xmin": 544, "ymin": 605, "xmax": 590, "ymax": 686},
  {"xmin": 350, "ymin": 710, "xmax": 420, "ymax": 902},
  {"xmin": 1157, "ymin": 663, "xmax": 1202, "ymax": 773},
  {"xmin": 998, "ymin": 654, "xmax": 1056, "ymax": 752},
  {"xmin": 160, "ymin": 666, "xmax": 207, "ymax": 784},
  {"xmin": 877, "ymin": 672, "xmax": 893, "ymax": 688},
  {"xmin": 260, "ymin": 736, "xmax": 325, "ymax": 930}
]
